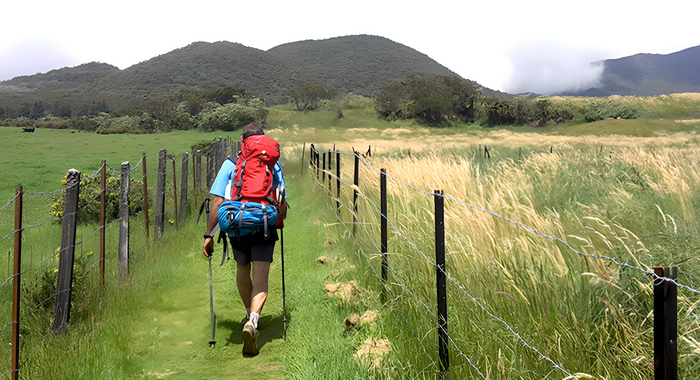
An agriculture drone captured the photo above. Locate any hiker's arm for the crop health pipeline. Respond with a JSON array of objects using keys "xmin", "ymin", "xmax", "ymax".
[{"xmin": 202, "ymin": 196, "xmax": 224, "ymax": 257}]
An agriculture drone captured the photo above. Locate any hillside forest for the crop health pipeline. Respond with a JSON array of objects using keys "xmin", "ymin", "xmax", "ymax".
[{"xmin": 2, "ymin": 75, "xmax": 685, "ymax": 134}]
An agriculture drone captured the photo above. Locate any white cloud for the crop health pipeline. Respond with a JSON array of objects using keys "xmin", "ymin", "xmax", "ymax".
[
  {"xmin": 0, "ymin": 38, "xmax": 80, "ymax": 81},
  {"xmin": 503, "ymin": 42, "xmax": 607, "ymax": 95}
]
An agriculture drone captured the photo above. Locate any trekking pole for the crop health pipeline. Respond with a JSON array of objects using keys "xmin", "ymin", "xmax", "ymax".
[
  {"xmin": 198, "ymin": 198, "xmax": 217, "ymax": 348},
  {"xmin": 208, "ymin": 254, "xmax": 216, "ymax": 348},
  {"xmin": 281, "ymin": 228, "xmax": 287, "ymax": 334}
]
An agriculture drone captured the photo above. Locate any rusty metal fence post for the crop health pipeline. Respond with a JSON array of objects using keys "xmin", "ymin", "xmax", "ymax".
[
  {"xmin": 100, "ymin": 161, "xmax": 106, "ymax": 286},
  {"xmin": 11, "ymin": 186, "xmax": 23, "ymax": 380}
]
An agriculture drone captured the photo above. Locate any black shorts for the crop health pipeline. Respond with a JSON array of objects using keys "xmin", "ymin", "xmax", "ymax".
[{"xmin": 229, "ymin": 228, "xmax": 278, "ymax": 266}]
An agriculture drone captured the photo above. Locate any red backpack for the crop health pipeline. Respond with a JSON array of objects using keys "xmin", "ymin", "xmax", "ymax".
[{"xmin": 230, "ymin": 135, "xmax": 281, "ymax": 205}]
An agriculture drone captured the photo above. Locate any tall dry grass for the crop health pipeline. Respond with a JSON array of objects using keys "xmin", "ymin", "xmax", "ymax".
[{"xmin": 308, "ymin": 138, "xmax": 700, "ymax": 379}]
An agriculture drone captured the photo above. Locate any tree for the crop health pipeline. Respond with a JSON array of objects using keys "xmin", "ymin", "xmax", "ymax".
[{"xmin": 289, "ymin": 84, "xmax": 337, "ymax": 112}]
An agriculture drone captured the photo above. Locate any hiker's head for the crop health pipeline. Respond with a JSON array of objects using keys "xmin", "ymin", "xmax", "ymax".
[{"xmin": 241, "ymin": 122, "xmax": 264, "ymax": 141}]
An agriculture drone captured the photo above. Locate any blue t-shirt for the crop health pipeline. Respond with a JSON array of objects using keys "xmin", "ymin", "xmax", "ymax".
[{"xmin": 210, "ymin": 158, "xmax": 286, "ymax": 201}]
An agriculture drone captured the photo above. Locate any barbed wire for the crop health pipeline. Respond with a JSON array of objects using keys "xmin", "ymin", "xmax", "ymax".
[
  {"xmin": 311, "ymin": 169, "xmax": 489, "ymax": 377},
  {"xmin": 332, "ymin": 149, "xmax": 700, "ymax": 296},
  {"xmin": 129, "ymin": 157, "xmax": 144, "ymax": 172},
  {"xmin": 0, "ymin": 192, "xmax": 20, "ymax": 214},
  {"xmin": 311, "ymin": 149, "xmax": 575, "ymax": 377}
]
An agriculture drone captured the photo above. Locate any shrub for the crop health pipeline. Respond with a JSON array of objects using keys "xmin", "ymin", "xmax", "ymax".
[
  {"xmin": 583, "ymin": 99, "xmax": 639, "ymax": 122},
  {"xmin": 51, "ymin": 170, "xmax": 146, "ymax": 225}
]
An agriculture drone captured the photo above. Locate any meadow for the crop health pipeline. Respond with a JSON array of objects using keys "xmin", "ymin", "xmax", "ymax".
[{"xmin": 1, "ymin": 95, "xmax": 700, "ymax": 378}]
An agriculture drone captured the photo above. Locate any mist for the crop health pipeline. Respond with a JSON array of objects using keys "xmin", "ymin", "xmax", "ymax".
[
  {"xmin": 503, "ymin": 42, "xmax": 606, "ymax": 95},
  {"xmin": 0, "ymin": 38, "xmax": 79, "ymax": 81}
]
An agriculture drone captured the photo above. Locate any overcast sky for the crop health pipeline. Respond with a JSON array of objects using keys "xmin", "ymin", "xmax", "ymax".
[{"xmin": 1, "ymin": 0, "xmax": 699, "ymax": 94}]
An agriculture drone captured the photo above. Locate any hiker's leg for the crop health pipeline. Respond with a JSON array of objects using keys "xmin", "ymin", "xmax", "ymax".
[
  {"xmin": 236, "ymin": 263, "xmax": 253, "ymax": 309},
  {"xmin": 250, "ymin": 261, "xmax": 271, "ymax": 315}
]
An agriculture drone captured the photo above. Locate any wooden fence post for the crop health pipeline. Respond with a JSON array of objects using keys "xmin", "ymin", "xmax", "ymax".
[
  {"xmin": 155, "ymin": 149, "xmax": 166, "ymax": 241},
  {"xmin": 53, "ymin": 168, "xmax": 80, "ymax": 334},
  {"xmin": 11, "ymin": 186, "xmax": 22, "ymax": 380},
  {"xmin": 195, "ymin": 150, "xmax": 202, "ymax": 196},
  {"xmin": 316, "ymin": 149, "xmax": 320, "ymax": 180},
  {"xmin": 206, "ymin": 150, "xmax": 213, "ymax": 188},
  {"xmin": 353, "ymin": 153, "xmax": 359, "ymax": 235},
  {"xmin": 180, "ymin": 152, "xmax": 189, "ymax": 225},
  {"xmin": 172, "ymin": 158, "xmax": 179, "ymax": 230},
  {"xmin": 322, "ymin": 152, "xmax": 326, "ymax": 184},
  {"xmin": 654, "ymin": 266, "xmax": 678, "ymax": 380},
  {"xmin": 142, "ymin": 154, "xmax": 150, "ymax": 247},
  {"xmin": 119, "ymin": 162, "xmax": 130, "ymax": 279},
  {"xmin": 100, "ymin": 161, "xmax": 106, "ymax": 286},
  {"xmin": 328, "ymin": 149, "xmax": 332, "ymax": 190},
  {"xmin": 301, "ymin": 143, "xmax": 306, "ymax": 177},
  {"xmin": 435, "ymin": 190, "xmax": 449, "ymax": 374},
  {"xmin": 336, "ymin": 151, "xmax": 341, "ymax": 214}
]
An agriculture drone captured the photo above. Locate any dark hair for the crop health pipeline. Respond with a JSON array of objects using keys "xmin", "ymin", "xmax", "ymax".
[{"xmin": 241, "ymin": 122, "xmax": 264, "ymax": 140}]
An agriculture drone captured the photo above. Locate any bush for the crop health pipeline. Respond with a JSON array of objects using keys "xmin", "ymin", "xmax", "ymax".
[
  {"xmin": 195, "ymin": 102, "xmax": 266, "ymax": 132},
  {"xmin": 583, "ymin": 99, "xmax": 639, "ymax": 122},
  {"xmin": 51, "ymin": 170, "xmax": 146, "ymax": 225}
]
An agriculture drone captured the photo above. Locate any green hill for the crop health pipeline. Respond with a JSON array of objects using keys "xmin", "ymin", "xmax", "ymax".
[{"xmin": 0, "ymin": 35, "xmax": 507, "ymax": 115}]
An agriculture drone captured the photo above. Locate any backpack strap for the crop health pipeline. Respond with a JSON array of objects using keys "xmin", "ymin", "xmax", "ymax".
[
  {"xmin": 217, "ymin": 230, "xmax": 228, "ymax": 266},
  {"xmin": 262, "ymin": 204, "xmax": 269, "ymax": 240}
]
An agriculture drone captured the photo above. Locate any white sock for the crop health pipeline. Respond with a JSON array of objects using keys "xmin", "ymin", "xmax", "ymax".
[
  {"xmin": 250, "ymin": 312, "xmax": 260, "ymax": 328},
  {"xmin": 246, "ymin": 308, "xmax": 251, "ymax": 319}
]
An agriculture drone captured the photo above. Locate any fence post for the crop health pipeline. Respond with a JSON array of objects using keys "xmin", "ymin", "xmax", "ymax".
[
  {"xmin": 316, "ymin": 149, "xmax": 320, "ymax": 180},
  {"xmin": 119, "ymin": 162, "xmax": 130, "ymax": 279},
  {"xmin": 322, "ymin": 152, "xmax": 326, "ymax": 184},
  {"xmin": 380, "ymin": 169, "xmax": 388, "ymax": 287},
  {"xmin": 336, "ymin": 151, "xmax": 341, "ymax": 215},
  {"xmin": 100, "ymin": 161, "xmax": 106, "ymax": 286},
  {"xmin": 53, "ymin": 168, "xmax": 80, "ymax": 334},
  {"xmin": 180, "ymin": 152, "xmax": 189, "ymax": 225},
  {"xmin": 172, "ymin": 158, "xmax": 179, "ymax": 230},
  {"xmin": 654, "ymin": 266, "xmax": 678, "ymax": 380},
  {"xmin": 353, "ymin": 153, "xmax": 359, "ymax": 235},
  {"xmin": 11, "ymin": 186, "xmax": 22, "ymax": 380},
  {"xmin": 192, "ymin": 150, "xmax": 197, "ymax": 205},
  {"xmin": 434, "ymin": 190, "xmax": 449, "ymax": 374},
  {"xmin": 328, "ymin": 149, "xmax": 332, "ymax": 190},
  {"xmin": 155, "ymin": 149, "xmax": 166, "ymax": 241},
  {"xmin": 142, "ymin": 154, "xmax": 150, "ymax": 246},
  {"xmin": 301, "ymin": 143, "xmax": 306, "ymax": 177},
  {"xmin": 206, "ymin": 150, "xmax": 213, "ymax": 188},
  {"xmin": 195, "ymin": 150, "xmax": 202, "ymax": 196}
]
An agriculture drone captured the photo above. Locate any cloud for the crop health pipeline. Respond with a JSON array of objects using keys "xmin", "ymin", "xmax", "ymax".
[
  {"xmin": 503, "ymin": 42, "xmax": 606, "ymax": 95},
  {"xmin": 0, "ymin": 38, "xmax": 79, "ymax": 81}
]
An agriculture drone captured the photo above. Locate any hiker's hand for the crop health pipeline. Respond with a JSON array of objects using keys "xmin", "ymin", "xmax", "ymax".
[
  {"xmin": 279, "ymin": 201, "xmax": 288, "ymax": 221},
  {"xmin": 203, "ymin": 237, "xmax": 214, "ymax": 257}
]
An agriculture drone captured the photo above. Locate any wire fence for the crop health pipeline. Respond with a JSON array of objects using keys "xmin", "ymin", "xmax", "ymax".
[
  {"xmin": 0, "ymin": 138, "xmax": 225, "ymax": 379},
  {"xmin": 307, "ymin": 144, "xmax": 700, "ymax": 379}
]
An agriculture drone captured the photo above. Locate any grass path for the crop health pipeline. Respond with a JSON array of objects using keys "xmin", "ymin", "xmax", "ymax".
[
  {"xmin": 117, "ymin": 171, "xmax": 353, "ymax": 380},
  {"xmin": 119, "ymin": 217, "xmax": 290, "ymax": 379}
]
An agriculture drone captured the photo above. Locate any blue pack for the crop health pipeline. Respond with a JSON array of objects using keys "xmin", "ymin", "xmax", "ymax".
[{"xmin": 218, "ymin": 200, "xmax": 279, "ymax": 239}]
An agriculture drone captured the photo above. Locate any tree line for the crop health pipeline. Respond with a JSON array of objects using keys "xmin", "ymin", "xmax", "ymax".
[{"xmin": 0, "ymin": 76, "xmax": 641, "ymax": 133}]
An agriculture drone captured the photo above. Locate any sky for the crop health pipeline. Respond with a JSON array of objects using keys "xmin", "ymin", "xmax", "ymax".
[{"xmin": 1, "ymin": 0, "xmax": 699, "ymax": 95}]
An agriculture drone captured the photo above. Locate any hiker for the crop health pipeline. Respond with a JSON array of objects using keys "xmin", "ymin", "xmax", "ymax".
[{"xmin": 202, "ymin": 122, "xmax": 288, "ymax": 356}]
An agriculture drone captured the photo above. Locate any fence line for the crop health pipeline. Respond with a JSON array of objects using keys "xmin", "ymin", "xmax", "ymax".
[
  {"xmin": 311, "ymin": 147, "xmax": 570, "ymax": 378},
  {"xmin": 339, "ymin": 150, "xmax": 700, "ymax": 296},
  {"xmin": 0, "ymin": 138, "xmax": 225, "ymax": 379},
  {"xmin": 312, "ymin": 144, "xmax": 696, "ymax": 378}
]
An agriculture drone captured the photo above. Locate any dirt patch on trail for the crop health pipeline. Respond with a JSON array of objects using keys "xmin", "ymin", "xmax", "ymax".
[{"xmin": 325, "ymin": 281, "xmax": 359, "ymax": 303}]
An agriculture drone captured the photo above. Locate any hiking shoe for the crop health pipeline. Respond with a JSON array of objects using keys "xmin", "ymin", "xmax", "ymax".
[
  {"xmin": 240, "ymin": 317, "xmax": 249, "ymax": 331},
  {"xmin": 242, "ymin": 321, "xmax": 259, "ymax": 356}
]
